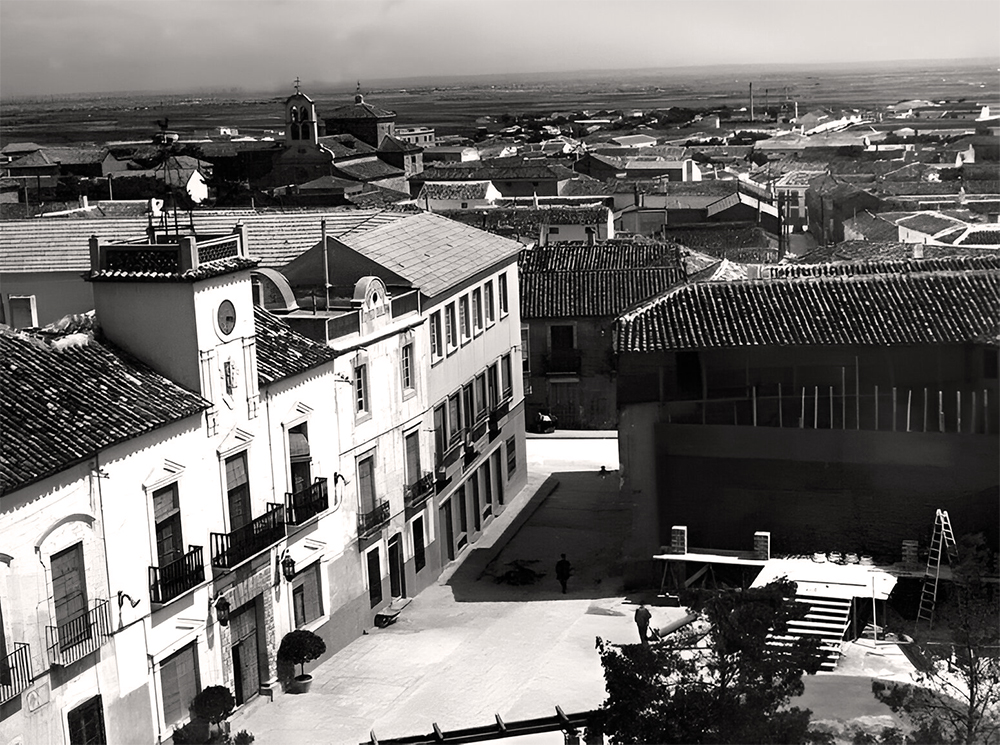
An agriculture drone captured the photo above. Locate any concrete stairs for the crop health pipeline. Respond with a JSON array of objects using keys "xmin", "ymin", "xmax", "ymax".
[{"xmin": 769, "ymin": 596, "xmax": 851, "ymax": 672}]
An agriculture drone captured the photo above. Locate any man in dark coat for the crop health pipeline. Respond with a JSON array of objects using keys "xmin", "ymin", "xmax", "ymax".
[
  {"xmin": 555, "ymin": 554, "xmax": 572, "ymax": 593},
  {"xmin": 634, "ymin": 604, "xmax": 652, "ymax": 644}
]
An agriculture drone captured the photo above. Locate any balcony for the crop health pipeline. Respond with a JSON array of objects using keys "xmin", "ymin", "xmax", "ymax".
[
  {"xmin": 45, "ymin": 599, "xmax": 112, "ymax": 667},
  {"xmin": 150, "ymin": 546, "xmax": 205, "ymax": 605},
  {"xmin": 358, "ymin": 500, "xmax": 390, "ymax": 538},
  {"xmin": 542, "ymin": 348, "xmax": 582, "ymax": 375},
  {"xmin": 404, "ymin": 473, "xmax": 435, "ymax": 516},
  {"xmin": 211, "ymin": 504, "xmax": 286, "ymax": 570},
  {"xmin": 286, "ymin": 477, "xmax": 329, "ymax": 526},
  {"xmin": 1, "ymin": 642, "xmax": 32, "ymax": 703}
]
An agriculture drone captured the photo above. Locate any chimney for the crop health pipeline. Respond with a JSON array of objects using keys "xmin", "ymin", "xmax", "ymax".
[{"xmin": 913, "ymin": 242, "xmax": 925, "ymax": 259}]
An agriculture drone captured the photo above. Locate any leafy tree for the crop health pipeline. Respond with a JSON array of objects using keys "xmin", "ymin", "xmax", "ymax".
[
  {"xmin": 872, "ymin": 534, "xmax": 1000, "ymax": 745},
  {"xmin": 596, "ymin": 579, "xmax": 824, "ymax": 744}
]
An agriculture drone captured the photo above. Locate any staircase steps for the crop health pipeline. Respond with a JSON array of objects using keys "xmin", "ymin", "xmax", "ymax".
[{"xmin": 768, "ymin": 595, "xmax": 851, "ymax": 672}]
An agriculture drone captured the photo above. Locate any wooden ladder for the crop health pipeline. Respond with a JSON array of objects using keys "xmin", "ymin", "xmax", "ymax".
[{"xmin": 916, "ymin": 509, "xmax": 957, "ymax": 629}]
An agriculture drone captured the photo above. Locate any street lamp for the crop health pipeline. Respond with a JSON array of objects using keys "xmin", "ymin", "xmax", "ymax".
[
  {"xmin": 281, "ymin": 551, "xmax": 296, "ymax": 582},
  {"xmin": 213, "ymin": 595, "xmax": 231, "ymax": 626}
]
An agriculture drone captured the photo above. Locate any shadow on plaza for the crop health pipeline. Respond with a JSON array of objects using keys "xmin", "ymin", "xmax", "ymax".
[{"xmin": 446, "ymin": 469, "xmax": 632, "ymax": 603}]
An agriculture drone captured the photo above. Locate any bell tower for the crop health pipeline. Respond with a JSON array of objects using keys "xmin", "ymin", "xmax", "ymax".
[{"xmin": 285, "ymin": 78, "xmax": 320, "ymax": 146}]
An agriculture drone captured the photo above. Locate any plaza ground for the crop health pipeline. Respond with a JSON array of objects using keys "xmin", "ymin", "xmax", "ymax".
[{"xmin": 229, "ymin": 433, "xmax": 914, "ymax": 744}]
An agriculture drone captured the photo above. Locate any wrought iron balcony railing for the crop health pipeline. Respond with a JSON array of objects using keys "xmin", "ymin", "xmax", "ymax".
[
  {"xmin": 1, "ymin": 642, "xmax": 32, "ymax": 703},
  {"xmin": 404, "ymin": 473, "xmax": 435, "ymax": 514},
  {"xmin": 45, "ymin": 599, "xmax": 111, "ymax": 667},
  {"xmin": 149, "ymin": 545, "xmax": 205, "ymax": 605},
  {"xmin": 286, "ymin": 477, "xmax": 329, "ymax": 526},
  {"xmin": 358, "ymin": 500, "xmax": 390, "ymax": 538},
  {"xmin": 211, "ymin": 503, "xmax": 286, "ymax": 569}
]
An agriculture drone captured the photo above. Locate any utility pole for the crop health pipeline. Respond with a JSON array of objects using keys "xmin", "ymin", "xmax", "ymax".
[{"xmin": 749, "ymin": 82, "xmax": 754, "ymax": 121}]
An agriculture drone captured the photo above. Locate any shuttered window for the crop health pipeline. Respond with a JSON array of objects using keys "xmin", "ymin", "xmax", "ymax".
[
  {"xmin": 358, "ymin": 455, "xmax": 376, "ymax": 513},
  {"xmin": 161, "ymin": 643, "xmax": 200, "ymax": 728},
  {"xmin": 153, "ymin": 484, "xmax": 183, "ymax": 568},
  {"xmin": 225, "ymin": 452, "xmax": 250, "ymax": 531},
  {"xmin": 51, "ymin": 544, "xmax": 87, "ymax": 641},
  {"xmin": 405, "ymin": 431, "xmax": 421, "ymax": 487},
  {"xmin": 292, "ymin": 563, "xmax": 323, "ymax": 628}
]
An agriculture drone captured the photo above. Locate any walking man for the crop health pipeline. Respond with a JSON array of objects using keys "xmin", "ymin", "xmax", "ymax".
[
  {"xmin": 634, "ymin": 604, "xmax": 652, "ymax": 645},
  {"xmin": 555, "ymin": 554, "xmax": 572, "ymax": 594}
]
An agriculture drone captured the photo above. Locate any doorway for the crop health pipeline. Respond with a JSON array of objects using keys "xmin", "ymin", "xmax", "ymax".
[
  {"xmin": 67, "ymin": 696, "xmax": 106, "ymax": 745},
  {"xmin": 441, "ymin": 499, "xmax": 455, "ymax": 564},
  {"xmin": 388, "ymin": 534, "xmax": 406, "ymax": 599},
  {"xmin": 229, "ymin": 599, "xmax": 260, "ymax": 706}
]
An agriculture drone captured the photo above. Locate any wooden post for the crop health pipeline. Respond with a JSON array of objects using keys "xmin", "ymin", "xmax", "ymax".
[
  {"xmin": 813, "ymin": 386, "xmax": 819, "ymax": 429},
  {"xmin": 800, "ymin": 388, "xmax": 806, "ymax": 428},
  {"xmin": 923, "ymin": 388, "xmax": 928, "ymax": 432},
  {"xmin": 906, "ymin": 389, "xmax": 912, "ymax": 432},
  {"xmin": 971, "ymin": 391, "xmax": 977, "ymax": 434},
  {"xmin": 985, "ymin": 389, "xmax": 990, "ymax": 436},
  {"xmin": 778, "ymin": 383, "xmax": 783, "ymax": 428},
  {"xmin": 957, "ymin": 391, "xmax": 961, "ymax": 434},
  {"xmin": 938, "ymin": 390, "xmax": 945, "ymax": 433},
  {"xmin": 829, "ymin": 386, "xmax": 834, "ymax": 429},
  {"xmin": 841, "ymin": 366, "xmax": 847, "ymax": 429},
  {"xmin": 892, "ymin": 387, "xmax": 897, "ymax": 432},
  {"xmin": 875, "ymin": 384, "xmax": 879, "ymax": 431},
  {"xmin": 855, "ymin": 357, "xmax": 861, "ymax": 430}
]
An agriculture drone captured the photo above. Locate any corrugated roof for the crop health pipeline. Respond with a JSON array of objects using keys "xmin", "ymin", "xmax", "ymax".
[
  {"xmin": 616, "ymin": 268, "xmax": 1000, "ymax": 352},
  {"xmin": 0, "ymin": 209, "xmax": 408, "ymax": 273},
  {"xmin": 253, "ymin": 306, "xmax": 334, "ymax": 387},
  {"xmin": 0, "ymin": 326, "xmax": 210, "ymax": 494},
  {"xmin": 338, "ymin": 212, "xmax": 522, "ymax": 299}
]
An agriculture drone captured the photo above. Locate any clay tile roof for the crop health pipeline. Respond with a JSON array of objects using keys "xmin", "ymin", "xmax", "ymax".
[
  {"xmin": 253, "ymin": 306, "xmax": 334, "ymax": 387},
  {"xmin": 519, "ymin": 242, "xmax": 684, "ymax": 318},
  {"xmin": 616, "ymin": 267, "xmax": 1000, "ymax": 352},
  {"xmin": 88, "ymin": 256, "xmax": 259, "ymax": 282},
  {"xmin": 0, "ymin": 326, "xmax": 210, "ymax": 494},
  {"xmin": 419, "ymin": 181, "xmax": 494, "ymax": 200}
]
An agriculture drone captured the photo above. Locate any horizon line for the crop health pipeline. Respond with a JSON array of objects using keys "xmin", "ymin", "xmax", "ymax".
[{"xmin": 2, "ymin": 55, "xmax": 998, "ymax": 103}]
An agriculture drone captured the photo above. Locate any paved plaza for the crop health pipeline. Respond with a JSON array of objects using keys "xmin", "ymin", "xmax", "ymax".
[{"xmin": 229, "ymin": 434, "xmax": 914, "ymax": 744}]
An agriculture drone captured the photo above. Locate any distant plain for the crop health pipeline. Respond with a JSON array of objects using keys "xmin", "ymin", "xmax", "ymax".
[{"xmin": 1, "ymin": 58, "xmax": 997, "ymax": 145}]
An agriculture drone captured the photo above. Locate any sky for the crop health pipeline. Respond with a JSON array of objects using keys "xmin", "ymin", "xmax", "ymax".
[{"xmin": 1, "ymin": 0, "xmax": 998, "ymax": 98}]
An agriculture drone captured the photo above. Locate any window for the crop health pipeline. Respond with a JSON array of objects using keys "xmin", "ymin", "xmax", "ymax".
[
  {"xmin": 462, "ymin": 384, "xmax": 474, "ymax": 433},
  {"xmin": 506, "ymin": 436, "xmax": 517, "ymax": 477},
  {"xmin": 288, "ymin": 423, "xmax": 311, "ymax": 495},
  {"xmin": 153, "ymin": 484, "xmax": 183, "ymax": 569},
  {"xmin": 292, "ymin": 563, "xmax": 323, "ymax": 627},
  {"xmin": 161, "ymin": 643, "xmax": 200, "ymax": 728},
  {"xmin": 358, "ymin": 454, "xmax": 377, "ymax": 514},
  {"xmin": 225, "ymin": 452, "xmax": 251, "ymax": 531},
  {"xmin": 8, "ymin": 295, "xmax": 37, "ymax": 329},
  {"xmin": 550, "ymin": 324, "xmax": 574, "ymax": 350},
  {"xmin": 461, "ymin": 201, "xmax": 468, "ymax": 209},
  {"xmin": 459, "ymin": 295, "xmax": 471, "ymax": 342},
  {"xmin": 445, "ymin": 303, "xmax": 458, "ymax": 349},
  {"xmin": 434, "ymin": 404, "xmax": 447, "ymax": 457},
  {"xmin": 52, "ymin": 543, "xmax": 88, "ymax": 647},
  {"xmin": 484, "ymin": 281, "xmax": 495, "ymax": 325},
  {"xmin": 501, "ymin": 354, "xmax": 513, "ymax": 400},
  {"xmin": 548, "ymin": 227, "xmax": 560, "ymax": 235},
  {"xmin": 354, "ymin": 363, "xmax": 369, "ymax": 415},
  {"xmin": 521, "ymin": 325, "xmax": 530, "ymax": 374},
  {"xmin": 498, "ymin": 273, "xmax": 509, "ymax": 316},
  {"xmin": 479, "ymin": 464, "xmax": 492, "ymax": 508},
  {"xmin": 474, "ymin": 373, "xmax": 487, "ymax": 420},
  {"xmin": 470, "ymin": 475, "xmax": 481, "ymax": 532},
  {"xmin": 413, "ymin": 516, "xmax": 426, "ymax": 573},
  {"xmin": 367, "ymin": 548, "xmax": 382, "ymax": 608},
  {"xmin": 401, "ymin": 343, "xmax": 414, "ymax": 391},
  {"xmin": 67, "ymin": 696, "xmax": 106, "ymax": 745},
  {"xmin": 448, "ymin": 393, "xmax": 461, "ymax": 444},
  {"xmin": 405, "ymin": 430, "xmax": 421, "ymax": 488},
  {"xmin": 488, "ymin": 363, "xmax": 499, "ymax": 410},
  {"xmin": 430, "ymin": 311, "xmax": 443, "ymax": 360},
  {"xmin": 457, "ymin": 484, "xmax": 468, "ymax": 544},
  {"xmin": 472, "ymin": 288, "xmax": 483, "ymax": 333}
]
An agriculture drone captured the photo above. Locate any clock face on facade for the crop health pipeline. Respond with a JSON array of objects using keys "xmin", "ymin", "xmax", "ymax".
[{"xmin": 218, "ymin": 300, "xmax": 237, "ymax": 335}]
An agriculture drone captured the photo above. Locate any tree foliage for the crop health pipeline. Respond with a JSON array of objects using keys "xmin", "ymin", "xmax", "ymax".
[
  {"xmin": 596, "ymin": 579, "xmax": 824, "ymax": 744},
  {"xmin": 872, "ymin": 534, "xmax": 1000, "ymax": 745}
]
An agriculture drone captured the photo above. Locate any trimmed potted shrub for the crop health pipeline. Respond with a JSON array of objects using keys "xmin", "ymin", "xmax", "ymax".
[
  {"xmin": 188, "ymin": 685, "xmax": 235, "ymax": 742},
  {"xmin": 277, "ymin": 629, "xmax": 326, "ymax": 694}
]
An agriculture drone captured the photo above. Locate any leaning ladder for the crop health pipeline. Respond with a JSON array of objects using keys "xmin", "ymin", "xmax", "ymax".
[{"xmin": 916, "ymin": 509, "xmax": 958, "ymax": 629}]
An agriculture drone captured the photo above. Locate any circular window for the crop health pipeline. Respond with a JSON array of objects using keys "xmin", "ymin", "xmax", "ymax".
[{"xmin": 217, "ymin": 300, "xmax": 237, "ymax": 335}]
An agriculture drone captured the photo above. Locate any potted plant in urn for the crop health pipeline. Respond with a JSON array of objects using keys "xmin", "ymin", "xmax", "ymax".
[{"xmin": 277, "ymin": 629, "xmax": 326, "ymax": 694}]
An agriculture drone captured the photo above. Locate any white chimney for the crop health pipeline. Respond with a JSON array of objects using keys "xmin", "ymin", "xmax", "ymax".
[{"xmin": 913, "ymin": 242, "xmax": 925, "ymax": 259}]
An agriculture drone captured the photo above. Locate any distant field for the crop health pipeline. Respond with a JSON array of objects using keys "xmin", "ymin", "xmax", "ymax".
[{"xmin": 2, "ymin": 59, "xmax": 997, "ymax": 145}]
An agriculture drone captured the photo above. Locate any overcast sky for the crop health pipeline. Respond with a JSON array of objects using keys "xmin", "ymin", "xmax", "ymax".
[{"xmin": 2, "ymin": 0, "xmax": 998, "ymax": 98}]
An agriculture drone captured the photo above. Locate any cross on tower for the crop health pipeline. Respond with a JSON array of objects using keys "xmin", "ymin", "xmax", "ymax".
[{"xmin": 294, "ymin": 77, "xmax": 301, "ymax": 94}]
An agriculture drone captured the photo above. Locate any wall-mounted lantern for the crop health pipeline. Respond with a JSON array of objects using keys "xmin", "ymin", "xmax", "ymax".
[
  {"xmin": 281, "ymin": 551, "xmax": 296, "ymax": 582},
  {"xmin": 214, "ymin": 595, "xmax": 231, "ymax": 626}
]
